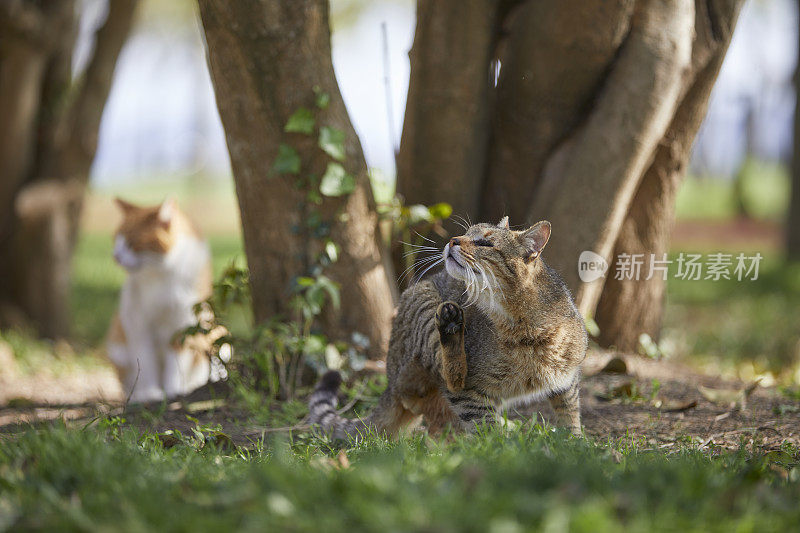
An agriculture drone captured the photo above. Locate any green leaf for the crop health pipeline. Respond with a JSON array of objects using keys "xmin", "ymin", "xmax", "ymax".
[
  {"xmin": 272, "ymin": 144, "xmax": 301, "ymax": 175},
  {"xmin": 296, "ymin": 276, "xmax": 315, "ymax": 287},
  {"xmin": 284, "ymin": 107, "xmax": 315, "ymax": 134},
  {"xmin": 428, "ymin": 202, "xmax": 453, "ymax": 221},
  {"xmin": 313, "ymin": 86, "xmax": 330, "ymax": 109},
  {"xmin": 319, "ymin": 163, "xmax": 355, "ymax": 197},
  {"xmin": 317, "ymin": 276, "xmax": 341, "ymax": 310},
  {"xmin": 303, "ymin": 334, "xmax": 327, "ymax": 355},
  {"xmin": 325, "ymin": 240, "xmax": 339, "ymax": 262},
  {"xmin": 319, "ymin": 126, "xmax": 346, "ymax": 161}
]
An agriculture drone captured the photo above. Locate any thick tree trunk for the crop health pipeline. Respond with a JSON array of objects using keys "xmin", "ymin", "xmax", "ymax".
[
  {"xmin": 198, "ymin": 0, "xmax": 395, "ymax": 356},
  {"xmin": 789, "ymin": 0, "xmax": 800, "ymax": 260},
  {"xmin": 481, "ymin": 0, "xmax": 636, "ymax": 224},
  {"xmin": 595, "ymin": 0, "xmax": 743, "ymax": 351},
  {"xmin": 0, "ymin": 0, "xmax": 137, "ymax": 338},
  {"xmin": 526, "ymin": 0, "xmax": 694, "ymax": 316},
  {"xmin": 398, "ymin": 0, "xmax": 742, "ymax": 351},
  {"xmin": 396, "ymin": 0, "xmax": 500, "ymax": 234}
]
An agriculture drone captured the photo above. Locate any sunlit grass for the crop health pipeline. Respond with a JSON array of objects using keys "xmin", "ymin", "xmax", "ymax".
[
  {"xmin": 0, "ymin": 421, "xmax": 797, "ymax": 531},
  {"xmin": 663, "ymin": 255, "xmax": 800, "ymax": 382}
]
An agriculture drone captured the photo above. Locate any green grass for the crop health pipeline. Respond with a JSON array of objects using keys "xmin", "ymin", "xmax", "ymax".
[
  {"xmin": 676, "ymin": 160, "xmax": 789, "ymax": 221},
  {"xmin": 0, "ymin": 421, "xmax": 798, "ymax": 531},
  {"xmin": 2, "ymin": 173, "xmax": 800, "ymax": 530},
  {"xmin": 664, "ymin": 255, "xmax": 800, "ymax": 381}
]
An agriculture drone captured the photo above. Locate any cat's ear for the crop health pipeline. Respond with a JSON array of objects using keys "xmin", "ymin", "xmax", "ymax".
[
  {"xmin": 497, "ymin": 216, "xmax": 509, "ymax": 230},
  {"xmin": 158, "ymin": 197, "xmax": 176, "ymax": 227},
  {"xmin": 114, "ymin": 197, "xmax": 136, "ymax": 214},
  {"xmin": 519, "ymin": 220, "xmax": 551, "ymax": 261}
]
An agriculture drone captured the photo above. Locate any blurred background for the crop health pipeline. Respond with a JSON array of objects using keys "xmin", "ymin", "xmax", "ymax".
[{"xmin": 2, "ymin": 0, "xmax": 799, "ymax": 405}]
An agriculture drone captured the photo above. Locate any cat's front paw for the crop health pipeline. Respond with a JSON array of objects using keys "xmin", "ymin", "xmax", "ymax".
[{"xmin": 436, "ymin": 301, "xmax": 463, "ymax": 336}]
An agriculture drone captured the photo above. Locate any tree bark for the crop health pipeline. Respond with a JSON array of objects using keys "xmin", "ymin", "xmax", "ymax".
[
  {"xmin": 481, "ymin": 0, "xmax": 636, "ymax": 224},
  {"xmin": 198, "ymin": 0, "xmax": 395, "ymax": 356},
  {"xmin": 595, "ymin": 0, "xmax": 744, "ymax": 351},
  {"xmin": 789, "ymin": 0, "xmax": 800, "ymax": 260},
  {"xmin": 0, "ymin": 0, "xmax": 137, "ymax": 338},
  {"xmin": 527, "ymin": 0, "xmax": 694, "ymax": 316},
  {"xmin": 396, "ymin": 0, "xmax": 742, "ymax": 352},
  {"xmin": 396, "ymin": 0, "xmax": 500, "ymax": 234}
]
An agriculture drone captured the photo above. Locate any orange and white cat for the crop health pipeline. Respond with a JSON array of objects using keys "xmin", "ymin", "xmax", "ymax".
[{"xmin": 107, "ymin": 198, "xmax": 212, "ymax": 402}]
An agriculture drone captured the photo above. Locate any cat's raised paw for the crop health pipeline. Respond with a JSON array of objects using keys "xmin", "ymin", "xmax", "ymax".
[{"xmin": 436, "ymin": 301, "xmax": 463, "ymax": 336}]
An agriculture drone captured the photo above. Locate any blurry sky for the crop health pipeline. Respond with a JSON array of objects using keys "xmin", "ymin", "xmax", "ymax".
[{"xmin": 85, "ymin": 0, "xmax": 797, "ymax": 187}]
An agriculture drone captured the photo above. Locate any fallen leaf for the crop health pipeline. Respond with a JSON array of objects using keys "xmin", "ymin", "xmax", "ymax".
[
  {"xmin": 660, "ymin": 400, "xmax": 698, "ymax": 412},
  {"xmin": 157, "ymin": 431, "xmax": 183, "ymax": 449},
  {"xmin": 337, "ymin": 450, "xmax": 350, "ymax": 469},
  {"xmin": 204, "ymin": 431, "xmax": 237, "ymax": 452}
]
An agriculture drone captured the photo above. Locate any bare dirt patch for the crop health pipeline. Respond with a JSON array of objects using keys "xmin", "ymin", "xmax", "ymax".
[{"xmin": 1, "ymin": 350, "xmax": 798, "ymax": 452}]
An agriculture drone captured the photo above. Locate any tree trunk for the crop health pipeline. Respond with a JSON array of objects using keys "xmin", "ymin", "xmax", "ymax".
[
  {"xmin": 397, "ymin": 0, "xmax": 743, "ymax": 351},
  {"xmin": 789, "ymin": 0, "xmax": 800, "ymax": 260},
  {"xmin": 525, "ymin": 0, "xmax": 694, "ymax": 316},
  {"xmin": 481, "ymin": 0, "xmax": 637, "ymax": 224},
  {"xmin": 595, "ymin": 0, "xmax": 743, "ymax": 351},
  {"xmin": 396, "ymin": 0, "xmax": 501, "ymax": 235},
  {"xmin": 198, "ymin": 0, "xmax": 395, "ymax": 356},
  {"xmin": 0, "ymin": 0, "xmax": 137, "ymax": 338}
]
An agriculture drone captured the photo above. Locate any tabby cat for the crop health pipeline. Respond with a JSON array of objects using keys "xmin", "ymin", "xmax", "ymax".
[
  {"xmin": 106, "ymin": 198, "xmax": 212, "ymax": 402},
  {"xmin": 308, "ymin": 217, "xmax": 587, "ymax": 438}
]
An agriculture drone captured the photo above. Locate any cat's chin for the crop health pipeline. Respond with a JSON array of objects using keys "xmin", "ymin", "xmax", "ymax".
[{"xmin": 444, "ymin": 256, "xmax": 467, "ymax": 280}]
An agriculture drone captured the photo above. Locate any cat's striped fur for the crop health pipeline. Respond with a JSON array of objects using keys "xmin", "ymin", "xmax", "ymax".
[{"xmin": 308, "ymin": 218, "xmax": 587, "ymax": 439}]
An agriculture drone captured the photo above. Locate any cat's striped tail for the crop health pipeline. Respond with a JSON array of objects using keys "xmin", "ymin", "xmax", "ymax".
[{"xmin": 307, "ymin": 371, "xmax": 390, "ymax": 441}]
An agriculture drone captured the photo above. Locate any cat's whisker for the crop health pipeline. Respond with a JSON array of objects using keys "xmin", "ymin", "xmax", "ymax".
[
  {"xmin": 399, "ymin": 241, "xmax": 438, "ymax": 251},
  {"xmin": 402, "ymin": 248, "xmax": 438, "ymax": 259},
  {"xmin": 452, "ymin": 215, "xmax": 470, "ymax": 232},
  {"xmin": 465, "ymin": 268, "xmax": 481, "ymax": 307},
  {"xmin": 411, "ymin": 258, "xmax": 444, "ymax": 286},
  {"xmin": 412, "ymin": 230, "xmax": 438, "ymax": 245},
  {"xmin": 397, "ymin": 253, "xmax": 442, "ymax": 282},
  {"xmin": 398, "ymin": 254, "xmax": 442, "ymax": 285}
]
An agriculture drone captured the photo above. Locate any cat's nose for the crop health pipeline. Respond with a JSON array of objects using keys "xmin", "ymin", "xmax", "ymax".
[{"xmin": 450, "ymin": 237, "xmax": 461, "ymax": 247}]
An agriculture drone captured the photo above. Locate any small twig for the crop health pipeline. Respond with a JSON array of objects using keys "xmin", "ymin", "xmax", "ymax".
[
  {"xmin": 713, "ymin": 411, "xmax": 732, "ymax": 423},
  {"xmin": 700, "ymin": 426, "xmax": 779, "ymax": 448},
  {"xmin": 123, "ymin": 360, "xmax": 141, "ymax": 412},
  {"xmin": 380, "ymin": 21, "xmax": 398, "ymax": 163}
]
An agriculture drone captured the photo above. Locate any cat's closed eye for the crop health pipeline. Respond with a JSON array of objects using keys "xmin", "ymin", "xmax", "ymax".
[{"xmin": 473, "ymin": 238, "xmax": 493, "ymax": 247}]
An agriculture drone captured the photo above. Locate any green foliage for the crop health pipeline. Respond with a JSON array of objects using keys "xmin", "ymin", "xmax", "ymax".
[
  {"xmin": 313, "ymin": 85, "xmax": 330, "ymax": 110},
  {"xmin": 284, "ymin": 107, "xmax": 316, "ymax": 135},
  {"xmin": 318, "ymin": 126, "xmax": 346, "ymax": 161},
  {"xmin": 186, "ymin": 91, "xmax": 370, "ymax": 401},
  {"xmin": 1, "ymin": 423, "xmax": 798, "ymax": 531},
  {"xmin": 319, "ymin": 162, "xmax": 354, "ymax": 196},
  {"xmin": 272, "ymin": 144, "xmax": 301, "ymax": 175}
]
